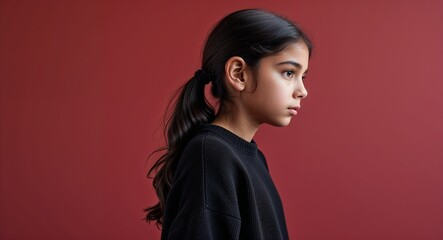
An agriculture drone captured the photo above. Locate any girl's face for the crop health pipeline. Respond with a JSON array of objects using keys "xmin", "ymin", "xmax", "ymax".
[{"xmin": 242, "ymin": 41, "xmax": 309, "ymax": 127}]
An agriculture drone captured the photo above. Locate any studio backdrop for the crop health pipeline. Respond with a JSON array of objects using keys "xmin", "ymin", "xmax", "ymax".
[{"xmin": 0, "ymin": 0, "xmax": 442, "ymax": 239}]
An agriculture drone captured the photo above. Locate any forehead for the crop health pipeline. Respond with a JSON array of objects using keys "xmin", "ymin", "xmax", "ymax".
[{"xmin": 262, "ymin": 42, "xmax": 310, "ymax": 70}]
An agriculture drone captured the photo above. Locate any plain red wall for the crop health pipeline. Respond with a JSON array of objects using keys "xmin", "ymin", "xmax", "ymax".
[{"xmin": 1, "ymin": 0, "xmax": 442, "ymax": 239}]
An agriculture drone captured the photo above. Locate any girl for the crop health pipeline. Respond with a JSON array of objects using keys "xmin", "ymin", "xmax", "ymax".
[{"xmin": 146, "ymin": 9, "xmax": 312, "ymax": 240}]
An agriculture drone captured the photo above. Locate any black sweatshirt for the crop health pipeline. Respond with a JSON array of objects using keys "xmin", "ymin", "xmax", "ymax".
[{"xmin": 161, "ymin": 125, "xmax": 289, "ymax": 240}]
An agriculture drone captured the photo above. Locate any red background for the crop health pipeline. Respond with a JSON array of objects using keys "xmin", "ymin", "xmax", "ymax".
[{"xmin": 1, "ymin": 0, "xmax": 442, "ymax": 239}]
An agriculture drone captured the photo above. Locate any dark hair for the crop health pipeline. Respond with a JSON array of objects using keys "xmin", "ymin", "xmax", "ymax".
[{"xmin": 145, "ymin": 8, "xmax": 312, "ymax": 227}]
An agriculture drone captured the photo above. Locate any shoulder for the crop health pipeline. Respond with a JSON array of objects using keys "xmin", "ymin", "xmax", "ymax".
[
  {"xmin": 178, "ymin": 131, "xmax": 245, "ymax": 171},
  {"xmin": 174, "ymin": 131, "xmax": 246, "ymax": 214},
  {"xmin": 175, "ymin": 131, "xmax": 247, "ymax": 189},
  {"xmin": 185, "ymin": 130, "xmax": 238, "ymax": 153}
]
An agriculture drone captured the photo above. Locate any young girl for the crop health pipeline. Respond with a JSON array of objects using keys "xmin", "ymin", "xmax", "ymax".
[{"xmin": 146, "ymin": 9, "xmax": 312, "ymax": 240}]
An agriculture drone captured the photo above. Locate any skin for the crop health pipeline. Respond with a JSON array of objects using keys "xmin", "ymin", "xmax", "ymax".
[{"xmin": 211, "ymin": 41, "xmax": 309, "ymax": 142}]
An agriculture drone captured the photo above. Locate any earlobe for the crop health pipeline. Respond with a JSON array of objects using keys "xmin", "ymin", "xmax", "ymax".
[{"xmin": 225, "ymin": 56, "xmax": 247, "ymax": 92}]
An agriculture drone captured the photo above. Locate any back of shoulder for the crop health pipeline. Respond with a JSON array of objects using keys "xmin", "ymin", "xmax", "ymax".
[
  {"xmin": 177, "ymin": 131, "xmax": 243, "ymax": 172},
  {"xmin": 185, "ymin": 131, "xmax": 237, "ymax": 154}
]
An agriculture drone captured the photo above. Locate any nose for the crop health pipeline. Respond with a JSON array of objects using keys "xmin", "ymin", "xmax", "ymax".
[{"xmin": 293, "ymin": 80, "xmax": 308, "ymax": 99}]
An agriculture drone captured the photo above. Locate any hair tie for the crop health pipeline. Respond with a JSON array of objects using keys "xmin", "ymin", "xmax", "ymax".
[{"xmin": 194, "ymin": 69, "xmax": 211, "ymax": 85}]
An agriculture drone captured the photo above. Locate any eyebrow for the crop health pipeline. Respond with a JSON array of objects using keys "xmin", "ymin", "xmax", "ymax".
[{"xmin": 276, "ymin": 61, "xmax": 308, "ymax": 73}]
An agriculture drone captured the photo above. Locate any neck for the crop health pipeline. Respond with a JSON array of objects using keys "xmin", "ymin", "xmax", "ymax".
[{"xmin": 211, "ymin": 105, "xmax": 260, "ymax": 142}]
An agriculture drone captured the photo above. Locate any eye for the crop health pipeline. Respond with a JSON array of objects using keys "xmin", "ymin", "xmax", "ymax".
[
  {"xmin": 283, "ymin": 71, "xmax": 294, "ymax": 79},
  {"xmin": 302, "ymin": 75, "xmax": 307, "ymax": 81}
]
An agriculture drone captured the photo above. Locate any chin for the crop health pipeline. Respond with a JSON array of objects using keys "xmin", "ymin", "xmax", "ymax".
[{"xmin": 269, "ymin": 118, "xmax": 292, "ymax": 127}]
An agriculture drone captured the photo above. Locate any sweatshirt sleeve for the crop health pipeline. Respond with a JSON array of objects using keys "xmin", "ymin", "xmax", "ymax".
[{"xmin": 161, "ymin": 134, "xmax": 244, "ymax": 240}]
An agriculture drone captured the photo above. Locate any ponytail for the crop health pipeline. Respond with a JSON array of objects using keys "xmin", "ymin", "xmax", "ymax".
[{"xmin": 145, "ymin": 70, "xmax": 215, "ymax": 226}]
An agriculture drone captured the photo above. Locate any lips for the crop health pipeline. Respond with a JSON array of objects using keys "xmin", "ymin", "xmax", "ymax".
[{"xmin": 288, "ymin": 106, "xmax": 300, "ymax": 115}]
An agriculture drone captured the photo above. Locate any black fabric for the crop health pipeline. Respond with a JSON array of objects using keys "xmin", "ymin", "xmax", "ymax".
[{"xmin": 161, "ymin": 125, "xmax": 289, "ymax": 240}]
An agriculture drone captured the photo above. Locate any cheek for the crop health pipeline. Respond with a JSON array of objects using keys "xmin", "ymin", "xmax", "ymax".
[
  {"xmin": 263, "ymin": 72, "xmax": 290, "ymax": 95},
  {"xmin": 257, "ymin": 78, "xmax": 289, "ymax": 108}
]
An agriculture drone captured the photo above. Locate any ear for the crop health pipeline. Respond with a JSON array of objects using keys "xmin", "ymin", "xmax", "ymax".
[{"xmin": 224, "ymin": 56, "xmax": 249, "ymax": 92}]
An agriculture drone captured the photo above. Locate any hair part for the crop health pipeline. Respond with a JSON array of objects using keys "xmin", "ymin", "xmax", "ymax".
[{"xmin": 145, "ymin": 8, "xmax": 312, "ymax": 227}]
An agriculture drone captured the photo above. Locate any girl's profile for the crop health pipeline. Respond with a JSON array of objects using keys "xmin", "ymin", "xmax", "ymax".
[{"xmin": 145, "ymin": 8, "xmax": 312, "ymax": 240}]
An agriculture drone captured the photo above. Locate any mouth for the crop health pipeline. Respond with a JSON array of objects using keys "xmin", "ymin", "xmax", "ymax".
[{"xmin": 288, "ymin": 106, "xmax": 300, "ymax": 115}]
